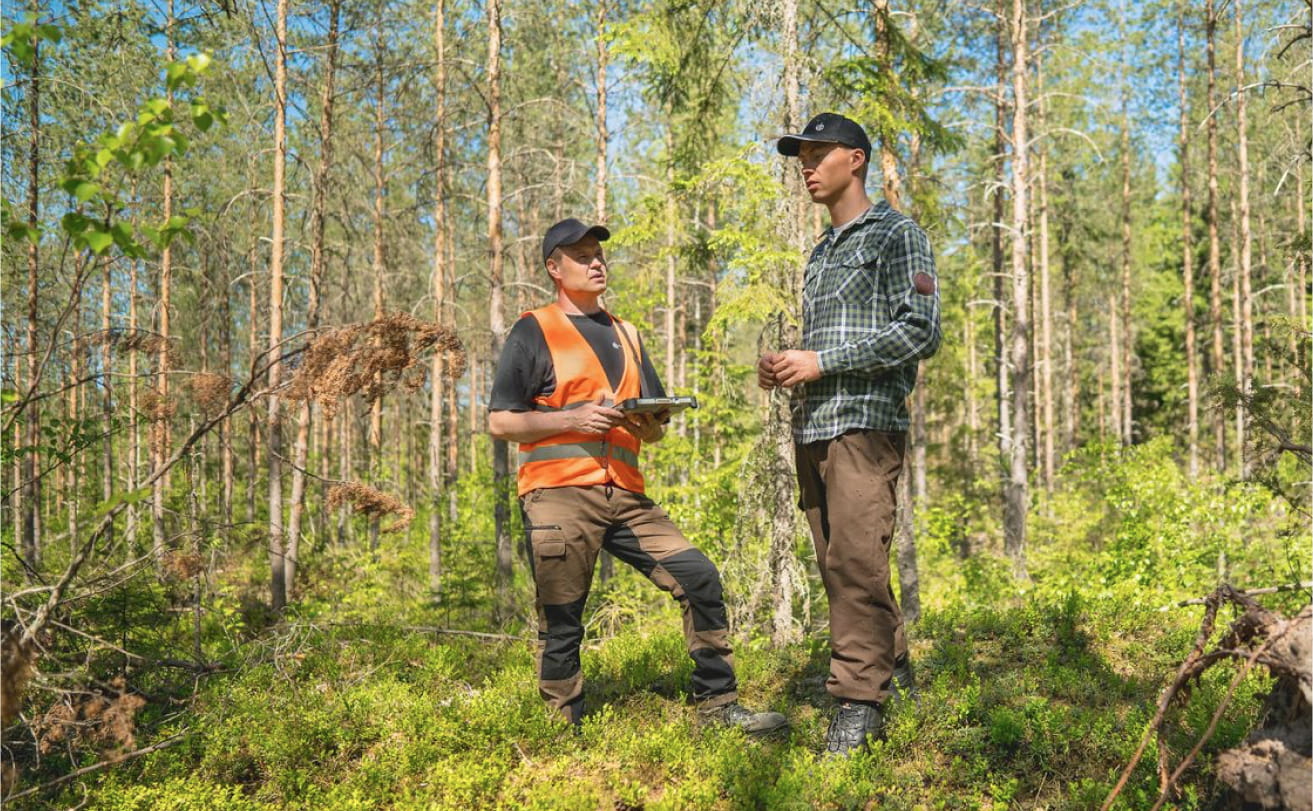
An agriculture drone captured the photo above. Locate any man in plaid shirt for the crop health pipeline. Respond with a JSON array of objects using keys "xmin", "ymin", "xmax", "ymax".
[{"xmin": 758, "ymin": 112, "xmax": 941, "ymax": 756}]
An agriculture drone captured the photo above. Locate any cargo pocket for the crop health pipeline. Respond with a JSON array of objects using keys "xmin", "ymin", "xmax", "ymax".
[{"xmin": 526, "ymin": 526, "xmax": 566, "ymax": 578}]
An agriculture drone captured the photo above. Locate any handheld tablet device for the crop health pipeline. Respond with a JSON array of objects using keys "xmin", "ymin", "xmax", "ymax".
[{"xmin": 615, "ymin": 396, "xmax": 698, "ymax": 415}]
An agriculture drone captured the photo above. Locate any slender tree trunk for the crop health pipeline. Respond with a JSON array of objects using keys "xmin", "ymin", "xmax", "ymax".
[
  {"xmin": 993, "ymin": 0, "xmax": 1012, "ymax": 493},
  {"xmin": 69, "ymin": 273, "xmax": 83, "ymax": 555},
  {"xmin": 594, "ymin": 0, "xmax": 616, "ymax": 584},
  {"xmin": 1233, "ymin": 0, "xmax": 1253, "ymax": 478},
  {"xmin": 1109, "ymin": 293, "xmax": 1121, "ymax": 444},
  {"xmin": 246, "ymin": 243, "xmax": 260, "ymax": 527},
  {"xmin": 1004, "ymin": 0, "xmax": 1031, "ymax": 578},
  {"xmin": 287, "ymin": 0, "xmax": 340, "ymax": 597},
  {"xmin": 221, "ymin": 287, "xmax": 233, "ymax": 523},
  {"xmin": 368, "ymin": 36, "xmax": 387, "ymax": 551},
  {"xmin": 1205, "ymin": 0, "xmax": 1226, "ymax": 470},
  {"xmin": 1036, "ymin": 57, "xmax": 1055, "ymax": 491},
  {"xmin": 22, "ymin": 17, "xmax": 42, "ymax": 570},
  {"xmin": 428, "ymin": 0, "xmax": 449, "ymax": 596},
  {"xmin": 267, "ymin": 0, "xmax": 289, "ymax": 612},
  {"xmin": 487, "ymin": 0, "xmax": 513, "ymax": 620},
  {"xmin": 665, "ymin": 125, "xmax": 678, "ymax": 395},
  {"xmin": 127, "ymin": 252, "xmax": 140, "ymax": 550},
  {"xmin": 1179, "ymin": 2, "xmax": 1200, "ymax": 477},
  {"xmin": 153, "ymin": 0, "xmax": 176, "ymax": 567},
  {"xmin": 1062, "ymin": 234, "xmax": 1079, "ymax": 449},
  {"xmin": 1118, "ymin": 6, "xmax": 1134, "ymax": 447}
]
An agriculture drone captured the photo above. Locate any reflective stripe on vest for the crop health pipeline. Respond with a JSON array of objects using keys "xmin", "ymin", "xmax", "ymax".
[{"xmin": 515, "ymin": 303, "xmax": 645, "ymax": 495}]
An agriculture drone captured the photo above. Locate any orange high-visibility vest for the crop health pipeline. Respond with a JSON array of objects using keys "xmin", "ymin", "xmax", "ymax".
[{"xmin": 515, "ymin": 303, "xmax": 645, "ymax": 496}]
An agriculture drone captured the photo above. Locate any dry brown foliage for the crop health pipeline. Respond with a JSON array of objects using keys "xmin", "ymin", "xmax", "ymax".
[
  {"xmin": 327, "ymin": 482, "xmax": 415, "ymax": 533},
  {"xmin": 162, "ymin": 551, "xmax": 205, "ymax": 581},
  {"xmin": 1, "ymin": 620, "xmax": 37, "ymax": 727},
  {"xmin": 32, "ymin": 677, "xmax": 146, "ymax": 756},
  {"xmin": 88, "ymin": 328, "xmax": 166, "ymax": 356},
  {"xmin": 138, "ymin": 387, "xmax": 177, "ymax": 423},
  {"xmin": 285, "ymin": 313, "xmax": 465, "ymax": 419},
  {"xmin": 187, "ymin": 372, "xmax": 232, "ymax": 414}
]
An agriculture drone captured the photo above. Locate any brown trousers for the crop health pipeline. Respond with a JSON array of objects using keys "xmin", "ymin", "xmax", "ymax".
[
  {"xmin": 796, "ymin": 429, "xmax": 908, "ymax": 704},
  {"xmin": 520, "ymin": 484, "xmax": 738, "ymax": 722}
]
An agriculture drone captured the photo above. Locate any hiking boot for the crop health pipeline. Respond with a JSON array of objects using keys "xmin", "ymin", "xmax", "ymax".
[
  {"xmin": 824, "ymin": 701, "xmax": 884, "ymax": 756},
  {"xmin": 887, "ymin": 656, "xmax": 920, "ymax": 711},
  {"xmin": 700, "ymin": 702, "xmax": 789, "ymax": 735}
]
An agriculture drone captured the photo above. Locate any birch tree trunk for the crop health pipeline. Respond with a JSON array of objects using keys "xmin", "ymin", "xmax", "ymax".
[
  {"xmin": 594, "ymin": 0, "xmax": 616, "ymax": 585},
  {"xmin": 267, "ymin": 0, "xmax": 289, "ymax": 612},
  {"xmin": 993, "ymin": 0, "xmax": 1012, "ymax": 496}
]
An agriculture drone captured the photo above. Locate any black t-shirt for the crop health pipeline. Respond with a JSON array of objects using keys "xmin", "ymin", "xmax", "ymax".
[{"xmin": 490, "ymin": 310, "xmax": 666, "ymax": 412}]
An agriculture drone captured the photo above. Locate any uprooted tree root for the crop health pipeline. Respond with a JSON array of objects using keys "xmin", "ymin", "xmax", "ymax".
[
  {"xmin": 1103, "ymin": 584, "xmax": 1312, "ymax": 811},
  {"xmin": 327, "ymin": 482, "xmax": 415, "ymax": 533}
]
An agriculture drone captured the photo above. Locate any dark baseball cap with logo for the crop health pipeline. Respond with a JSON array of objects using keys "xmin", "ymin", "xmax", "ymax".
[
  {"xmin": 776, "ymin": 113, "xmax": 872, "ymax": 161},
  {"xmin": 542, "ymin": 218, "xmax": 610, "ymax": 265}
]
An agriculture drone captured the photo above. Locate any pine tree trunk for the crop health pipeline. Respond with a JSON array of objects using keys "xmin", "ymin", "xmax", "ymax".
[
  {"xmin": 767, "ymin": 0, "xmax": 804, "ymax": 648},
  {"xmin": 1036, "ymin": 56, "xmax": 1055, "ymax": 491},
  {"xmin": 993, "ymin": 0, "xmax": 1012, "ymax": 499},
  {"xmin": 594, "ymin": 0, "xmax": 615, "ymax": 583},
  {"xmin": 100, "ymin": 257, "xmax": 114, "ymax": 545},
  {"xmin": 153, "ymin": 0, "xmax": 176, "ymax": 568},
  {"xmin": 1233, "ymin": 0, "xmax": 1254, "ymax": 478},
  {"xmin": 1118, "ymin": 12, "xmax": 1134, "ymax": 447},
  {"xmin": 428, "ymin": 0, "xmax": 448, "ymax": 596},
  {"xmin": 1004, "ymin": 0, "xmax": 1031, "ymax": 579},
  {"xmin": 246, "ymin": 245, "xmax": 260, "ymax": 527},
  {"xmin": 287, "ymin": 0, "xmax": 340, "ymax": 598},
  {"xmin": 1179, "ymin": 2, "xmax": 1200, "ymax": 477},
  {"xmin": 1205, "ymin": 0, "xmax": 1227, "ymax": 470},
  {"xmin": 267, "ymin": 0, "xmax": 289, "ymax": 612},
  {"xmin": 487, "ymin": 0, "xmax": 513, "ymax": 621},
  {"xmin": 22, "ymin": 15, "xmax": 41, "ymax": 571},
  {"xmin": 369, "ymin": 36, "xmax": 387, "ymax": 552}
]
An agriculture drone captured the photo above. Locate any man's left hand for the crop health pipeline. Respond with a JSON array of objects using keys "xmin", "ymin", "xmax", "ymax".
[
  {"xmin": 773, "ymin": 350, "xmax": 821, "ymax": 388},
  {"xmin": 623, "ymin": 411, "xmax": 667, "ymax": 442}
]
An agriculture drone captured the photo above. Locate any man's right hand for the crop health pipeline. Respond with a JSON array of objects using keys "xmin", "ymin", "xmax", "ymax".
[
  {"xmin": 757, "ymin": 353, "xmax": 781, "ymax": 390},
  {"xmin": 563, "ymin": 394, "xmax": 626, "ymax": 434}
]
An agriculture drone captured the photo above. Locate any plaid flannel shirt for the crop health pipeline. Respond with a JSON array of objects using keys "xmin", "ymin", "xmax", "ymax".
[{"xmin": 792, "ymin": 201, "xmax": 941, "ymax": 443}]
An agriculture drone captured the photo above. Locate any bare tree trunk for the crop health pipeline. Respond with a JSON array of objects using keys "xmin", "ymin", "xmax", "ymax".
[
  {"xmin": 127, "ymin": 250, "xmax": 140, "ymax": 550},
  {"xmin": 428, "ymin": 0, "xmax": 449, "ymax": 596},
  {"xmin": 22, "ymin": 16, "xmax": 42, "ymax": 570},
  {"xmin": 1178, "ymin": 2, "xmax": 1200, "ymax": 478},
  {"xmin": 1233, "ymin": 0, "xmax": 1254, "ymax": 478},
  {"xmin": 993, "ymin": 0, "xmax": 1012, "ymax": 497},
  {"xmin": 287, "ymin": 0, "xmax": 340, "ymax": 598},
  {"xmin": 487, "ymin": 0, "xmax": 513, "ymax": 620},
  {"xmin": 69, "ymin": 271, "xmax": 83, "ymax": 555},
  {"xmin": 1004, "ymin": 0, "xmax": 1031, "ymax": 578},
  {"xmin": 1109, "ymin": 292, "xmax": 1121, "ymax": 445},
  {"xmin": 369, "ymin": 34, "xmax": 387, "ymax": 552},
  {"xmin": 594, "ymin": 0, "xmax": 616, "ymax": 584},
  {"xmin": 1205, "ymin": 0, "xmax": 1226, "ymax": 470},
  {"xmin": 767, "ymin": 0, "xmax": 804, "ymax": 647},
  {"xmin": 267, "ymin": 0, "xmax": 289, "ymax": 612},
  {"xmin": 1036, "ymin": 55, "xmax": 1055, "ymax": 491},
  {"xmin": 1062, "ymin": 235, "xmax": 1079, "ymax": 450},
  {"xmin": 665, "ymin": 125, "xmax": 678, "ymax": 396},
  {"xmin": 1117, "ymin": 5, "xmax": 1134, "ymax": 447},
  {"xmin": 153, "ymin": 0, "xmax": 176, "ymax": 567},
  {"xmin": 221, "ymin": 286, "xmax": 233, "ymax": 523},
  {"xmin": 99, "ymin": 257, "xmax": 114, "ymax": 547},
  {"xmin": 246, "ymin": 243, "xmax": 260, "ymax": 527}
]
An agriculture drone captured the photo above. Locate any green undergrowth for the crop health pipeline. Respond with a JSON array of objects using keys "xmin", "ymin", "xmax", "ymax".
[{"xmin": 18, "ymin": 590, "xmax": 1272, "ymax": 810}]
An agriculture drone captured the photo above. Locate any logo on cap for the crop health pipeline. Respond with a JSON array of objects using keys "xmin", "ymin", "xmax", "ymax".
[{"xmin": 816, "ymin": 123, "xmax": 825, "ymax": 131}]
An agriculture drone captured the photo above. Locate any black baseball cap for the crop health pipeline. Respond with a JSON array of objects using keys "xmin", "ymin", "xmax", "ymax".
[
  {"xmin": 776, "ymin": 113, "xmax": 872, "ymax": 161},
  {"xmin": 542, "ymin": 218, "xmax": 610, "ymax": 265}
]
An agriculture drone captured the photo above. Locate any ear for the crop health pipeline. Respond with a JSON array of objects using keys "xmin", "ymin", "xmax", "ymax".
[
  {"xmin": 851, "ymin": 148, "xmax": 868, "ymax": 175},
  {"xmin": 545, "ymin": 257, "xmax": 562, "ymax": 283}
]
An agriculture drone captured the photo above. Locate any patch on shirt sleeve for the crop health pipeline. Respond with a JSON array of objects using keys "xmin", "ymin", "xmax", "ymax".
[{"xmin": 913, "ymin": 272, "xmax": 936, "ymax": 296}]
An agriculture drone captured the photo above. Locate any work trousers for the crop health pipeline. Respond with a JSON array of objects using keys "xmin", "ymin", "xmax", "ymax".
[
  {"xmin": 520, "ymin": 484, "xmax": 738, "ymax": 723},
  {"xmin": 796, "ymin": 429, "xmax": 908, "ymax": 705}
]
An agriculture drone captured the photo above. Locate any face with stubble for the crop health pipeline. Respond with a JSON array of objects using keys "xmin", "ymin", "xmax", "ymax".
[
  {"xmin": 798, "ymin": 140, "xmax": 865, "ymax": 206},
  {"xmin": 546, "ymin": 236, "xmax": 608, "ymax": 296}
]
